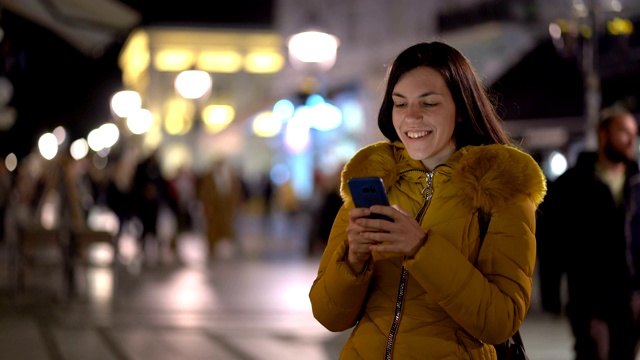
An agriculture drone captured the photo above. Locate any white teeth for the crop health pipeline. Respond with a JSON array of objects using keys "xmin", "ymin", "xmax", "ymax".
[{"xmin": 407, "ymin": 131, "xmax": 430, "ymax": 139}]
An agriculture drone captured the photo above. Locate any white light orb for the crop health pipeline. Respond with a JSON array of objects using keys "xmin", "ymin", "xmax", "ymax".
[
  {"xmin": 549, "ymin": 151, "xmax": 568, "ymax": 177},
  {"xmin": 288, "ymin": 31, "xmax": 339, "ymax": 64},
  {"xmin": 111, "ymin": 90, "xmax": 141, "ymax": 118},
  {"xmin": 175, "ymin": 70, "xmax": 212, "ymax": 99},
  {"xmin": 38, "ymin": 133, "xmax": 58, "ymax": 160},
  {"xmin": 127, "ymin": 108, "xmax": 153, "ymax": 135},
  {"xmin": 70, "ymin": 138, "xmax": 89, "ymax": 160}
]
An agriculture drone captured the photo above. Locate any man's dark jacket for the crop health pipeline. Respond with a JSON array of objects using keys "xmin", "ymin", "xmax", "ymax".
[{"xmin": 537, "ymin": 152, "xmax": 640, "ymax": 313}]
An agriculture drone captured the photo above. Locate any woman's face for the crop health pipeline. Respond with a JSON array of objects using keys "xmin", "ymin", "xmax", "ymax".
[{"xmin": 392, "ymin": 66, "xmax": 457, "ymax": 170}]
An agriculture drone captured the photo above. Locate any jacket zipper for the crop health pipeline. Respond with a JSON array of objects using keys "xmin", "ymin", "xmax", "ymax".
[{"xmin": 384, "ymin": 165, "xmax": 445, "ymax": 360}]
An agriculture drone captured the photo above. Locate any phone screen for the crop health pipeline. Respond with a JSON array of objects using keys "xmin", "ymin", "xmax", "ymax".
[{"xmin": 347, "ymin": 177, "xmax": 393, "ymax": 221}]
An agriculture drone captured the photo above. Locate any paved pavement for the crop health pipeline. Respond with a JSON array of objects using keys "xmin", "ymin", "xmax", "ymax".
[{"xmin": 0, "ymin": 210, "xmax": 578, "ymax": 360}]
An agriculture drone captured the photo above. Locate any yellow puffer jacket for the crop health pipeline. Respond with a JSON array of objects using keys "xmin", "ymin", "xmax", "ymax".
[{"xmin": 309, "ymin": 141, "xmax": 546, "ymax": 359}]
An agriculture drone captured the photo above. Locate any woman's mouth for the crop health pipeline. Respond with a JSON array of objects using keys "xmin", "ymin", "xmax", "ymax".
[{"xmin": 406, "ymin": 131, "xmax": 431, "ymax": 139}]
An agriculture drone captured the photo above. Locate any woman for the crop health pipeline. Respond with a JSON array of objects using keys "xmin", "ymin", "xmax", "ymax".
[{"xmin": 309, "ymin": 41, "xmax": 546, "ymax": 359}]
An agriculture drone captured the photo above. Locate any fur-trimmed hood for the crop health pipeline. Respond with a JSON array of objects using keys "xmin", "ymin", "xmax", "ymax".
[{"xmin": 340, "ymin": 141, "xmax": 546, "ymax": 211}]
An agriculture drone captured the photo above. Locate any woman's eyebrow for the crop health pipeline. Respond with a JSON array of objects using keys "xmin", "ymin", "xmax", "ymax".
[{"xmin": 392, "ymin": 91, "xmax": 440, "ymax": 98}]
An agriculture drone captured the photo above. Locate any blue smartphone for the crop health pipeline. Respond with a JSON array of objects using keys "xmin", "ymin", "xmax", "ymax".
[{"xmin": 347, "ymin": 177, "xmax": 393, "ymax": 221}]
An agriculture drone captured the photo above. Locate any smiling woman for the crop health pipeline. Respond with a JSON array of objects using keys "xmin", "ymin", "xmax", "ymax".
[{"xmin": 309, "ymin": 41, "xmax": 546, "ymax": 360}]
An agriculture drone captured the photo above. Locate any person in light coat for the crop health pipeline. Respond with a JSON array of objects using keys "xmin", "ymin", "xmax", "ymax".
[{"xmin": 309, "ymin": 41, "xmax": 546, "ymax": 359}]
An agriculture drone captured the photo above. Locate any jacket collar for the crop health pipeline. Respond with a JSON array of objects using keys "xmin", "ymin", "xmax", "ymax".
[{"xmin": 340, "ymin": 141, "xmax": 547, "ymax": 211}]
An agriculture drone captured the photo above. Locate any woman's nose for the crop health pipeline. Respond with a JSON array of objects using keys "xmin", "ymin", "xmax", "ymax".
[{"xmin": 406, "ymin": 104, "xmax": 422, "ymax": 120}]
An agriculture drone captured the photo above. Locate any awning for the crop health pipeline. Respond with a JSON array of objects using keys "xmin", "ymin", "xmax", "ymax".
[{"xmin": 0, "ymin": 0, "xmax": 141, "ymax": 58}]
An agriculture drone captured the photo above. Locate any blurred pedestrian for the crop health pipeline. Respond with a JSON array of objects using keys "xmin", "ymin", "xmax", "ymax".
[
  {"xmin": 105, "ymin": 157, "xmax": 133, "ymax": 241},
  {"xmin": 308, "ymin": 166, "xmax": 343, "ymax": 257},
  {"xmin": 4, "ymin": 152, "xmax": 45, "ymax": 246},
  {"xmin": 309, "ymin": 41, "xmax": 546, "ymax": 359},
  {"xmin": 537, "ymin": 107, "xmax": 640, "ymax": 359},
  {"xmin": 169, "ymin": 164, "xmax": 198, "ymax": 235},
  {"xmin": 131, "ymin": 150, "xmax": 178, "ymax": 261},
  {"xmin": 259, "ymin": 172, "xmax": 273, "ymax": 218},
  {"xmin": 197, "ymin": 159, "xmax": 243, "ymax": 259}
]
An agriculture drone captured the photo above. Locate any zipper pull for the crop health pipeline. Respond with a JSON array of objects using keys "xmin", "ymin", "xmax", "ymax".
[{"xmin": 421, "ymin": 171, "xmax": 434, "ymax": 201}]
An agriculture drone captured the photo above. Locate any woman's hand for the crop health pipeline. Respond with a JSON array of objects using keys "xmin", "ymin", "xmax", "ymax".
[
  {"xmin": 346, "ymin": 207, "xmax": 380, "ymax": 273},
  {"xmin": 354, "ymin": 205, "xmax": 426, "ymax": 258}
]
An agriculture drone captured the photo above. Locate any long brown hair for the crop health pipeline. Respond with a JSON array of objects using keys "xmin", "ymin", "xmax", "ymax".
[{"xmin": 377, "ymin": 41, "xmax": 512, "ymax": 147}]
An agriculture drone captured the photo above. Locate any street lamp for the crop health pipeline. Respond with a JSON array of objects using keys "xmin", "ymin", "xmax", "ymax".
[
  {"xmin": 174, "ymin": 69, "xmax": 213, "ymax": 171},
  {"xmin": 284, "ymin": 26, "xmax": 341, "ymax": 202},
  {"xmin": 287, "ymin": 30, "xmax": 339, "ymax": 73},
  {"xmin": 175, "ymin": 70, "xmax": 212, "ymax": 100},
  {"xmin": 110, "ymin": 89, "xmax": 145, "ymax": 156},
  {"xmin": 110, "ymin": 90, "xmax": 141, "ymax": 118}
]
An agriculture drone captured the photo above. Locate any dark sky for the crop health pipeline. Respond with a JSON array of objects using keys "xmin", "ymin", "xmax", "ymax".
[{"xmin": 0, "ymin": 0, "xmax": 274, "ymax": 160}]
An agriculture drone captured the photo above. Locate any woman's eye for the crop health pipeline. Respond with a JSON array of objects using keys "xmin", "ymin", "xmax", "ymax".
[
  {"xmin": 422, "ymin": 102, "xmax": 436, "ymax": 107},
  {"xmin": 393, "ymin": 102, "xmax": 406, "ymax": 108}
]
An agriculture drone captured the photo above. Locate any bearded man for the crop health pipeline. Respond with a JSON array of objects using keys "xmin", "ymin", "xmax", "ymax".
[{"xmin": 537, "ymin": 107, "xmax": 640, "ymax": 360}]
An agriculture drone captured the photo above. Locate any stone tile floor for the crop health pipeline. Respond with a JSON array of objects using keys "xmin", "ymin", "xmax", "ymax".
[{"xmin": 0, "ymin": 211, "xmax": 577, "ymax": 360}]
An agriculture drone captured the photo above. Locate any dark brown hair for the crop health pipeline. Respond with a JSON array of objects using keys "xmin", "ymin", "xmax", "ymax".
[{"xmin": 377, "ymin": 41, "xmax": 512, "ymax": 147}]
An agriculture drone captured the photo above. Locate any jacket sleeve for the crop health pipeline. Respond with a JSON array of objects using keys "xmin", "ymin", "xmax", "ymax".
[
  {"xmin": 309, "ymin": 205, "xmax": 373, "ymax": 332},
  {"xmin": 404, "ymin": 196, "xmax": 537, "ymax": 344}
]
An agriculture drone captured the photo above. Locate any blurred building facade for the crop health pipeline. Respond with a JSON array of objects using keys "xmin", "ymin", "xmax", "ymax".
[
  {"xmin": 114, "ymin": 0, "xmax": 560, "ymax": 202},
  {"xmin": 4, "ymin": 0, "xmax": 637, "ymax": 198}
]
